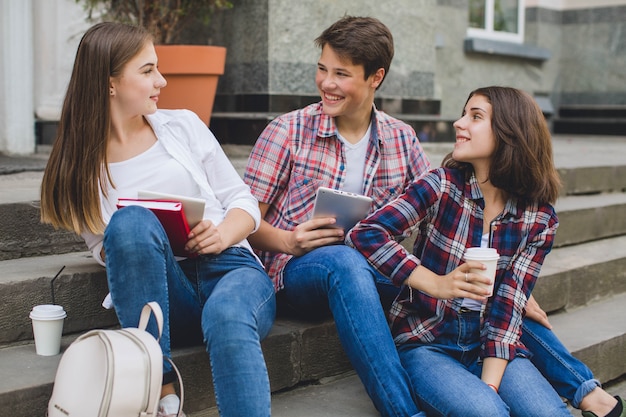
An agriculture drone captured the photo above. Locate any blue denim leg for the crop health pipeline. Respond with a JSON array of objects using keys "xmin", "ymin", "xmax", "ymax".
[
  {"xmin": 373, "ymin": 269, "xmax": 401, "ymax": 312},
  {"xmin": 105, "ymin": 206, "xmax": 276, "ymax": 416},
  {"xmin": 104, "ymin": 206, "xmax": 191, "ymax": 377},
  {"xmin": 397, "ymin": 311, "xmax": 509, "ymax": 417},
  {"xmin": 499, "ymin": 355, "xmax": 573, "ymax": 417},
  {"xmin": 398, "ymin": 310, "xmax": 572, "ymax": 417},
  {"xmin": 180, "ymin": 247, "xmax": 276, "ymax": 417},
  {"xmin": 282, "ymin": 245, "xmax": 424, "ymax": 417},
  {"xmin": 521, "ymin": 317, "xmax": 600, "ymax": 408}
]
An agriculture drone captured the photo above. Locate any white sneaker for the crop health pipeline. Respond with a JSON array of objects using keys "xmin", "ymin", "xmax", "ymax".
[{"xmin": 157, "ymin": 394, "xmax": 186, "ymax": 417}]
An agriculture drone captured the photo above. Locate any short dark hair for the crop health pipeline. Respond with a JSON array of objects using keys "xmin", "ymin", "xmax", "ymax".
[{"xmin": 315, "ymin": 16, "xmax": 394, "ymax": 88}]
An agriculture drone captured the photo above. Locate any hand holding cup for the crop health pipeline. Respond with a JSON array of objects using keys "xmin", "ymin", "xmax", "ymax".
[{"xmin": 463, "ymin": 248, "xmax": 500, "ymax": 296}]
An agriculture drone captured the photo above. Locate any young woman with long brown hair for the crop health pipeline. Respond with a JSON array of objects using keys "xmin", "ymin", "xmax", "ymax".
[{"xmin": 41, "ymin": 22, "xmax": 275, "ymax": 417}]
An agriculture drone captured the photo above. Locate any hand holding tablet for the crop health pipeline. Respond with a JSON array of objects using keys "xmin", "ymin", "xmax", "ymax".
[{"xmin": 312, "ymin": 187, "xmax": 373, "ymax": 232}]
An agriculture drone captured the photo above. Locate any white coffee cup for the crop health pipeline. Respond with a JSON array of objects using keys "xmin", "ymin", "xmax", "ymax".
[
  {"xmin": 29, "ymin": 304, "xmax": 67, "ymax": 356},
  {"xmin": 463, "ymin": 248, "xmax": 500, "ymax": 296}
]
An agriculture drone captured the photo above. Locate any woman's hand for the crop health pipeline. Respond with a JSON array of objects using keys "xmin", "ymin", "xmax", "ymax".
[
  {"xmin": 525, "ymin": 294, "xmax": 552, "ymax": 329},
  {"xmin": 286, "ymin": 216, "xmax": 344, "ymax": 257},
  {"xmin": 185, "ymin": 220, "xmax": 227, "ymax": 255},
  {"xmin": 406, "ymin": 262, "xmax": 493, "ymax": 300}
]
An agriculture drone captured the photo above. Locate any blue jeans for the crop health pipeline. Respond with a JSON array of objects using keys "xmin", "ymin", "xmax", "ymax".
[
  {"xmin": 104, "ymin": 206, "xmax": 276, "ymax": 417},
  {"xmin": 281, "ymin": 245, "xmax": 424, "ymax": 417},
  {"xmin": 397, "ymin": 309, "xmax": 572, "ymax": 417},
  {"xmin": 377, "ymin": 278, "xmax": 598, "ymax": 410},
  {"xmin": 521, "ymin": 318, "xmax": 600, "ymax": 408}
]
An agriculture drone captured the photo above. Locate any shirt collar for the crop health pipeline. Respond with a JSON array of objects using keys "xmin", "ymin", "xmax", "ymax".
[
  {"xmin": 316, "ymin": 102, "xmax": 382, "ymax": 151},
  {"xmin": 466, "ymin": 172, "xmax": 521, "ymax": 219}
]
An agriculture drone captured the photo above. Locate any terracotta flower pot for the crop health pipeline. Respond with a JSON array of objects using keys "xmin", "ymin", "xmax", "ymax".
[{"xmin": 154, "ymin": 45, "xmax": 226, "ymax": 124}]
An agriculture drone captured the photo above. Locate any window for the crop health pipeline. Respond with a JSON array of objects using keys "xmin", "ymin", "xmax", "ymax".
[{"xmin": 468, "ymin": 0, "xmax": 525, "ymax": 43}]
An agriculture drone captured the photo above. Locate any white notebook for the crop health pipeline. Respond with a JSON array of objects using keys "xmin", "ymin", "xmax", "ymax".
[{"xmin": 137, "ymin": 190, "xmax": 205, "ymax": 228}]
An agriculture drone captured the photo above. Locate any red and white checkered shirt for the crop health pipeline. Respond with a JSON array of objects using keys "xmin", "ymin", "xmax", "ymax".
[{"xmin": 244, "ymin": 102, "xmax": 431, "ymax": 290}]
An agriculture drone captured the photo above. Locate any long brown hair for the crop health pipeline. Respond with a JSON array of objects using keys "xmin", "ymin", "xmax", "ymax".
[
  {"xmin": 443, "ymin": 86, "xmax": 561, "ymax": 205},
  {"xmin": 40, "ymin": 22, "xmax": 152, "ymax": 234}
]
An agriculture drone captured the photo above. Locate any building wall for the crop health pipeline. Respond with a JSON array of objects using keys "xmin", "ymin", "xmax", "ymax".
[
  {"xmin": 211, "ymin": 0, "xmax": 438, "ymax": 107},
  {"xmin": 0, "ymin": 0, "xmax": 624, "ymax": 154},
  {"xmin": 212, "ymin": 0, "xmax": 626, "ymax": 118},
  {"xmin": 435, "ymin": 1, "xmax": 563, "ymax": 121},
  {"xmin": 558, "ymin": 5, "xmax": 626, "ymax": 105}
]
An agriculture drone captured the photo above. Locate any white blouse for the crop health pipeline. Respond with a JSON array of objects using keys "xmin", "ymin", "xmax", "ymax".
[{"xmin": 81, "ymin": 109, "xmax": 261, "ymax": 267}]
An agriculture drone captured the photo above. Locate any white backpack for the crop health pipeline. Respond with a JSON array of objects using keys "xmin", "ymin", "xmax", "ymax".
[{"xmin": 47, "ymin": 302, "xmax": 183, "ymax": 417}]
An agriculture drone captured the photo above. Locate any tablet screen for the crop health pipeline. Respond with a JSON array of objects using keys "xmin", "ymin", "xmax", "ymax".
[{"xmin": 312, "ymin": 187, "xmax": 373, "ymax": 231}]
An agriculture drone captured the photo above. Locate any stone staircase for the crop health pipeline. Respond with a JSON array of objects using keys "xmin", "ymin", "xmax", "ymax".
[
  {"xmin": 553, "ymin": 105, "xmax": 626, "ymax": 136},
  {"xmin": 1, "ymin": 136, "xmax": 625, "ymax": 416}
]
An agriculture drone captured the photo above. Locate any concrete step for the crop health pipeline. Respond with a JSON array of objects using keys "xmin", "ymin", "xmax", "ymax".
[
  {"xmin": 553, "ymin": 118, "xmax": 626, "ymax": 136},
  {"xmin": 558, "ymin": 165, "xmax": 626, "ymax": 195},
  {"xmin": 197, "ymin": 372, "xmax": 626, "ymax": 417},
  {"xmin": 553, "ymin": 105, "xmax": 626, "ymax": 137},
  {"xmin": 3, "ymin": 291, "xmax": 625, "ymax": 417},
  {"xmin": 2, "ymin": 233, "xmax": 625, "ymax": 346},
  {"xmin": 553, "ymin": 192, "xmax": 626, "ymax": 248},
  {"xmin": 1, "ymin": 185, "xmax": 624, "ymax": 262},
  {"xmin": 550, "ymin": 292, "xmax": 626, "ymax": 385},
  {"xmin": 533, "ymin": 235, "xmax": 626, "ymax": 314},
  {"xmin": 0, "ymin": 315, "xmax": 348, "ymax": 417}
]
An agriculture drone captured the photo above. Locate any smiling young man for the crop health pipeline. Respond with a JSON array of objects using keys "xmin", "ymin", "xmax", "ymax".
[
  {"xmin": 243, "ymin": 14, "xmax": 624, "ymax": 417},
  {"xmin": 243, "ymin": 16, "xmax": 434, "ymax": 417}
]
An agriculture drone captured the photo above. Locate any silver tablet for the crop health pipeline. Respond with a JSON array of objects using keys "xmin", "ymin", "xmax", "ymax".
[{"xmin": 312, "ymin": 187, "xmax": 373, "ymax": 231}]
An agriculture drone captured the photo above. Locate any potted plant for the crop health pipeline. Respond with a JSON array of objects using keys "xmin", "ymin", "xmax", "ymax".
[{"xmin": 76, "ymin": 0, "xmax": 233, "ymax": 123}]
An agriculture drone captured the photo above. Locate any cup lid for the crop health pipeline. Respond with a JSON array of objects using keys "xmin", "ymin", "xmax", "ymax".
[
  {"xmin": 30, "ymin": 304, "xmax": 67, "ymax": 320},
  {"xmin": 463, "ymin": 247, "xmax": 499, "ymax": 259}
]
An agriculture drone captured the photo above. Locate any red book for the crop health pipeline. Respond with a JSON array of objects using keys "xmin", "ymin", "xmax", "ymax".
[{"xmin": 116, "ymin": 199, "xmax": 197, "ymax": 258}]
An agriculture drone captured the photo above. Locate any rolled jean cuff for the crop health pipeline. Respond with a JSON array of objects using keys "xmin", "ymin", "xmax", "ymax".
[
  {"xmin": 162, "ymin": 370, "xmax": 177, "ymax": 386},
  {"xmin": 572, "ymin": 378, "xmax": 602, "ymax": 408}
]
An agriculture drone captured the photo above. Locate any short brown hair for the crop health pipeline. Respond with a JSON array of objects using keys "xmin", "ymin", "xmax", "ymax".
[
  {"xmin": 315, "ymin": 16, "xmax": 394, "ymax": 88},
  {"xmin": 444, "ymin": 86, "xmax": 561, "ymax": 205}
]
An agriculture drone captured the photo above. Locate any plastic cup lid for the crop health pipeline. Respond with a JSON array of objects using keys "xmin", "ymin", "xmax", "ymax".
[
  {"xmin": 29, "ymin": 304, "xmax": 67, "ymax": 320},
  {"xmin": 464, "ymin": 247, "xmax": 499, "ymax": 260}
]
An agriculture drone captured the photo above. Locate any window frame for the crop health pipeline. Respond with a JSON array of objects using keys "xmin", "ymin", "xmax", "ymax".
[{"xmin": 467, "ymin": 0, "xmax": 525, "ymax": 44}]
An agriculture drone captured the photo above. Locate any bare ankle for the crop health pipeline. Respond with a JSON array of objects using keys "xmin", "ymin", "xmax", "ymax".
[{"xmin": 580, "ymin": 387, "xmax": 618, "ymax": 416}]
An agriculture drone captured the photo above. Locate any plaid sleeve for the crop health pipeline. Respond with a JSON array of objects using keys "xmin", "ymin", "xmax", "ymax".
[
  {"xmin": 482, "ymin": 206, "xmax": 559, "ymax": 360},
  {"xmin": 244, "ymin": 117, "xmax": 293, "ymax": 205},
  {"xmin": 347, "ymin": 170, "xmax": 442, "ymax": 286}
]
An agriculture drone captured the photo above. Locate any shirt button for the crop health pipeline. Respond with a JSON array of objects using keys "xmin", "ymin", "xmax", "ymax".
[{"xmin": 339, "ymin": 164, "xmax": 345, "ymax": 171}]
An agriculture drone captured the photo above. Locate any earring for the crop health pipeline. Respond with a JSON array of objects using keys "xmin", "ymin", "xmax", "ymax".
[{"xmin": 110, "ymin": 89, "xmax": 114, "ymax": 95}]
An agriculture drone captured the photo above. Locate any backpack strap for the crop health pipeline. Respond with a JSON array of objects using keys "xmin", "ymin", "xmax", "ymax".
[
  {"xmin": 138, "ymin": 302, "xmax": 185, "ymax": 416},
  {"xmin": 138, "ymin": 301, "xmax": 164, "ymax": 340},
  {"xmin": 164, "ymin": 356, "xmax": 185, "ymax": 417}
]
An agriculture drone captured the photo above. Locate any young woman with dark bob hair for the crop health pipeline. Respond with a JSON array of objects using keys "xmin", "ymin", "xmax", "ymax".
[{"xmin": 348, "ymin": 86, "xmax": 571, "ymax": 416}]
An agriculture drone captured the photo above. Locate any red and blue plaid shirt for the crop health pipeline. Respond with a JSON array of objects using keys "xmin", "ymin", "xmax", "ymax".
[
  {"xmin": 347, "ymin": 167, "xmax": 559, "ymax": 361},
  {"xmin": 244, "ymin": 102, "xmax": 431, "ymax": 290}
]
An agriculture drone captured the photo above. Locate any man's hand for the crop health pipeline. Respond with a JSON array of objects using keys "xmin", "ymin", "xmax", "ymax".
[
  {"xmin": 286, "ymin": 216, "xmax": 344, "ymax": 257},
  {"xmin": 525, "ymin": 294, "xmax": 552, "ymax": 329}
]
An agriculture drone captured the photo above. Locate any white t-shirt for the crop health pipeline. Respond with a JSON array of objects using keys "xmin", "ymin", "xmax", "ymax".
[{"xmin": 337, "ymin": 124, "xmax": 371, "ymax": 194}]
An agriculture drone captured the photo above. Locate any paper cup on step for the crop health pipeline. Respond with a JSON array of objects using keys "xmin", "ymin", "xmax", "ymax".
[
  {"xmin": 463, "ymin": 248, "xmax": 500, "ymax": 296},
  {"xmin": 30, "ymin": 304, "xmax": 67, "ymax": 356}
]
